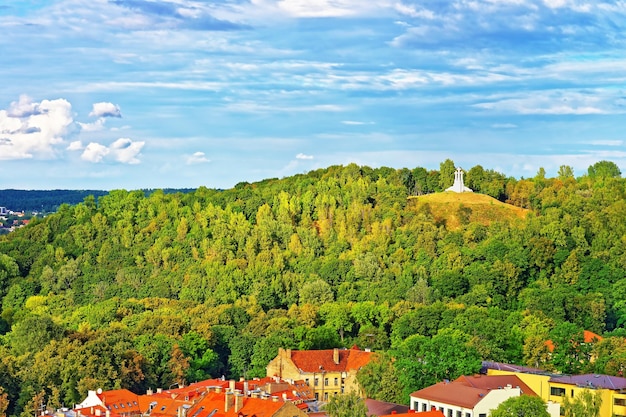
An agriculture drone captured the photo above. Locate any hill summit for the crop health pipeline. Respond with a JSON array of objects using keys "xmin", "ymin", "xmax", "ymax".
[{"xmin": 408, "ymin": 191, "xmax": 530, "ymax": 229}]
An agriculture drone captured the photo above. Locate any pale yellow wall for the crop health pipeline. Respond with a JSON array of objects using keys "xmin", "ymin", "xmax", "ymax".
[
  {"xmin": 549, "ymin": 382, "xmax": 616, "ymax": 417},
  {"xmin": 274, "ymin": 402, "xmax": 308, "ymax": 417},
  {"xmin": 473, "ymin": 387, "xmax": 521, "ymax": 416},
  {"xmin": 486, "ymin": 369, "xmax": 552, "ymax": 400}
]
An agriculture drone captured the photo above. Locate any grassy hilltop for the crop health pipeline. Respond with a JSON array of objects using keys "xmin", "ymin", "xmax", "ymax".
[{"xmin": 408, "ymin": 192, "xmax": 530, "ymax": 229}]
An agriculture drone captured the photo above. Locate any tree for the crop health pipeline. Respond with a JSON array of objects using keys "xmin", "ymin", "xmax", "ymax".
[
  {"xmin": 491, "ymin": 395, "xmax": 550, "ymax": 417},
  {"xmin": 562, "ymin": 389, "xmax": 602, "ymax": 417},
  {"xmin": 439, "ymin": 159, "xmax": 456, "ymax": 190},
  {"xmin": 558, "ymin": 165, "xmax": 575, "ymax": 180},
  {"xmin": 587, "ymin": 160, "xmax": 621, "ymax": 179},
  {"xmin": 323, "ymin": 392, "xmax": 367, "ymax": 417}
]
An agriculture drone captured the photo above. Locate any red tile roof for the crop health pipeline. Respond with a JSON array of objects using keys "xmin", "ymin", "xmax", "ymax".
[
  {"xmin": 453, "ymin": 375, "xmax": 537, "ymax": 396},
  {"xmin": 410, "ymin": 381, "xmax": 490, "ymax": 409},
  {"xmin": 186, "ymin": 392, "xmax": 287, "ymax": 417},
  {"xmin": 290, "ymin": 347, "xmax": 374, "ymax": 373},
  {"xmin": 98, "ymin": 389, "xmax": 141, "ymax": 415}
]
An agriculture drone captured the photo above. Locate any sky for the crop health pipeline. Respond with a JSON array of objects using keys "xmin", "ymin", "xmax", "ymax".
[{"xmin": 0, "ymin": 0, "xmax": 625, "ymax": 190}]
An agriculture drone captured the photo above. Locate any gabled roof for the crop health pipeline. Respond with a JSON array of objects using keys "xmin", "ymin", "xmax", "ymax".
[
  {"xmin": 289, "ymin": 347, "xmax": 374, "ymax": 373},
  {"xmin": 454, "ymin": 375, "xmax": 537, "ymax": 396},
  {"xmin": 549, "ymin": 374, "xmax": 626, "ymax": 390},
  {"xmin": 98, "ymin": 389, "xmax": 141, "ymax": 414},
  {"xmin": 365, "ymin": 398, "xmax": 409, "ymax": 417},
  {"xmin": 410, "ymin": 381, "xmax": 491, "ymax": 409}
]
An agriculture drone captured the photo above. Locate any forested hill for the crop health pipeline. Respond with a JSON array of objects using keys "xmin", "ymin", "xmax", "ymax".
[
  {"xmin": 0, "ymin": 160, "xmax": 625, "ymax": 415},
  {"xmin": 0, "ymin": 188, "xmax": 196, "ymax": 213}
]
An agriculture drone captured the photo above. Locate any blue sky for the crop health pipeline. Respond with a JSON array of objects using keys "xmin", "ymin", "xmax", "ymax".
[{"xmin": 0, "ymin": 0, "xmax": 625, "ymax": 190}]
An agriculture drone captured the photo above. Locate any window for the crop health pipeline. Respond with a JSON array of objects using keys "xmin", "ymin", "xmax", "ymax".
[
  {"xmin": 305, "ymin": 378, "xmax": 309, "ymax": 386},
  {"xmin": 315, "ymin": 393, "xmax": 319, "ymax": 400},
  {"xmin": 324, "ymin": 393, "xmax": 328, "ymax": 401},
  {"xmin": 457, "ymin": 411, "xmax": 462, "ymax": 417},
  {"xmin": 615, "ymin": 398, "xmax": 626, "ymax": 406},
  {"xmin": 334, "ymin": 378, "xmax": 338, "ymax": 386},
  {"xmin": 448, "ymin": 409, "xmax": 452, "ymax": 417},
  {"xmin": 422, "ymin": 404, "xmax": 427, "ymax": 412},
  {"xmin": 571, "ymin": 390, "xmax": 574, "ymax": 397},
  {"xmin": 315, "ymin": 378, "xmax": 319, "ymax": 387},
  {"xmin": 550, "ymin": 387, "xmax": 566, "ymax": 397},
  {"xmin": 466, "ymin": 413, "xmax": 471, "ymax": 417},
  {"xmin": 324, "ymin": 378, "xmax": 329, "ymax": 386},
  {"xmin": 479, "ymin": 414, "xmax": 487, "ymax": 417}
]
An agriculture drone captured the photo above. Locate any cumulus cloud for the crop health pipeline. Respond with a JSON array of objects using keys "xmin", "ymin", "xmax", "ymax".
[
  {"xmin": 296, "ymin": 153, "xmax": 314, "ymax": 160},
  {"xmin": 186, "ymin": 151, "xmax": 210, "ymax": 164},
  {"xmin": 90, "ymin": 102, "xmax": 122, "ymax": 118},
  {"xmin": 0, "ymin": 96, "xmax": 73, "ymax": 160},
  {"xmin": 81, "ymin": 142, "xmax": 110, "ymax": 163},
  {"xmin": 110, "ymin": 138, "xmax": 144, "ymax": 164},
  {"xmin": 77, "ymin": 138, "xmax": 144, "ymax": 164},
  {"xmin": 67, "ymin": 140, "xmax": 83, "ymax": 151}
]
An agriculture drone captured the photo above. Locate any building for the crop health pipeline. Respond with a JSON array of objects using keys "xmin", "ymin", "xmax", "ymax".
[
  {"xmin": 484, "ymin": 361, "xmax": 626, "ymax": 417},
  {"xmin": 548, "ymin": 374, "xmax": 626, "ymax": 417},
  {"xmin": 409, "ymin": 374, "xmax": 559, "ymax": 417},
  {"xmin": 266, "ymin": 346, "xmax": 375, "ymax": 400}
]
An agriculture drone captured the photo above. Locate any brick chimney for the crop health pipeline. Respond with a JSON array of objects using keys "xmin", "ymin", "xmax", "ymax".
[
  {"xmin": 234, "ymin": 394, "xmax": 244, "ymax": 412},
  {"xmin": 225, "ymin": 392, "xmax": 234, "ymax": 412},
  {"xmin": 333, "ymin": 348, "xmax": 339, "ymax": 365}
]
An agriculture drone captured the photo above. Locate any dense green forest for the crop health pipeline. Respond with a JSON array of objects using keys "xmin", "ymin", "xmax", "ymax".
[
  {"xmin": 0, "ymin": 160, "xmax": 625, "ymax": 415},
  {"xmin": 0, "ymin": 189, "xmax": 195, "ymax": 213}
]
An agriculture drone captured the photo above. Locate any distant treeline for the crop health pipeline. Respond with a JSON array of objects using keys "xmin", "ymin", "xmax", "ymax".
[{"xmin": 0, "ymin": 188, "xmax": 196, "ymax": 213}]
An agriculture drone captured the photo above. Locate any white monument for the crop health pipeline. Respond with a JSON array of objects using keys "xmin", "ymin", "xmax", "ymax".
[{"xmin": 446, "ymin": 167, "xmax": 473, "ymax": 193}]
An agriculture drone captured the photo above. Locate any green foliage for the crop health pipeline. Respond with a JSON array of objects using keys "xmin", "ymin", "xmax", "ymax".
[
  {"xmin": 562, "ymin": 389, "xmax": 602, "ymax": 417},
  {"xmin": 490, "ymin": 395, "xmax": 550, "ymax": 417},
  {"xmin": 322, "ymin": 392, "xmax": 368, "ymax": 417},
  {"xmin": 0, "ymin": 161, "xmax": 625, "ymax": 409}
]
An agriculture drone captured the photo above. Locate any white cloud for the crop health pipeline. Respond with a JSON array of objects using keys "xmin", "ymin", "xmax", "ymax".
[
  {"xmin": 187, "ymin": 151, "xmax": 210, "ymax": 164},
  {"xmin": 110, "ymin": 138, "xmax": 144, "ymax": 164},
  {"xmin": 78, "ymin": 118, "xmax": 107, "ymax": 132},
  {"xmin": 90, "ymin": 102, "xmax": 122, "ymax": 118},
  {"xmin": 81, "ymin": 142, "xmax": 110, "ymax": 163},
  {"xmin": 79, "ymin": 138, "xmax": 144, "ymax": 164},
  {"xmin": 67, "ymin": 140, "xmax": 83, "ymax": 151},
  {"xmin": 0, "ymin": 96, "xmax": 73, "ymax": 160},
  {"xmin": 296, "ymin": 153, "xmax": 314, "ymax": 160}
]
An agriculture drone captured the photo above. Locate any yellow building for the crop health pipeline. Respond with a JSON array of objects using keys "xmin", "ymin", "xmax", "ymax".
[
  {"xmin": 266, "ymin": 347, "xmax": 374, "ymax": 401},
  {"xmin": 485, "ymin": 362, "xmax": 626, "ymax": 417}
]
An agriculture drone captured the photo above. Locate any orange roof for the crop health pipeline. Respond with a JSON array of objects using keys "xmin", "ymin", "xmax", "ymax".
[
  {"xmin": 545, "ymin": 330, "xmax": 603, "ymax": 352},
  {"xmin": 453, "ymin": 375, "xmax": 537, "ymax": 396},
  {"xmin": 185, "ymin": 391, "xmax": 287, "ymax": 417},
  {"xmin": 98, "ymin": 389, "xmax": 141, "ymax": 415},
  {"xmin": 289, "ymin": 347, "xmax": 374, "ymax": 373},
  {"xmin": 77, "ymin": 404, "xmax": 123, "ymax": 417},
  {"xmin": 411, "ymin": 381, "xmax": 490, "ymax": 409}
]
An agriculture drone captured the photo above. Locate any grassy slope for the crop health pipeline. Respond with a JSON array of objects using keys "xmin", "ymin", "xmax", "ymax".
[{"xmin": 408, "ymin": 192, "xmax": 530, "ymax": 229}]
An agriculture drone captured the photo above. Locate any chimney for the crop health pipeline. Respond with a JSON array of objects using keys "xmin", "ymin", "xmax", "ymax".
[
  {"xmin": 225, "ymin": 392, "xmax": 234, "ymax": 412},
  {"xmin": 215, "ymin": 386, "xmax": 222, "ymax": 394},
  {"xmin": 106, "ymin": 410, "xmax": 110, "ymax": 417},
  {"xmin": 234, "ymin": 394, "xmax": 244, "ymax": 412},
  {"xmin": 157, "ymin": 388, "xmax": 163, "ymax": 394},
  {"xmin": 229, "ymin": 380, "xmax": 236, "ymax": 392},
  {"xmin": 333, "ymin": 348, "xmax": 339, "ymax": 365},
  {"xmin": 95, "ymin": 410, "xmax": 101, "ymax": 417},
  {"xmin": 272, "ymin": 396, "xmax": 279, "ymax": 403},
  {"xmin": 243, "ymin": 381, "xmax": 249, "ymax": 396},
  {"xmin": 282, "ymin": 393, "xmax": 287, "ymax": 401},
  {"xmin": 147, "ymin": 389, "xmax": 153, "ymax": 396}
]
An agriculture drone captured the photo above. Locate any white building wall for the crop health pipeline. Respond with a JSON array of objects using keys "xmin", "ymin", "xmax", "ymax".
[
  {"xmin": 473, "ymin": 386, "xmax": 521, "ymax": 416},
  {"xmin": 75, "ymin": 390, "xmax": 103, "ymax": 409},
  {"xmin": 410, "ymin": 396, "xmax": 473, "ymax": 417}
]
